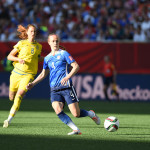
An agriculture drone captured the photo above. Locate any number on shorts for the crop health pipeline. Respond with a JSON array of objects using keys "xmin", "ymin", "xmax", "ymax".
[{"xmin": 70, "ymin": 91, "xmax": 75, "ymax": 100}]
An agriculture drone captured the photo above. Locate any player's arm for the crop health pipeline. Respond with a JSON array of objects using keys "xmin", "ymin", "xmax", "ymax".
[
  {"xmin": 61, "ymin": 61, "xmax": 80, "ymax": 85},
  {"xmin": 27, "ymin": 69, "xmax": 49, "ymax": 90},
  {"xmin": 7, "ymin": 48, "xmax": 25, "ymax": 64}
]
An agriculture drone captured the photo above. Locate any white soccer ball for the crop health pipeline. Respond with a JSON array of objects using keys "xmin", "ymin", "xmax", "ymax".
[{"xmin": 104, "ymin": 116, "xmax": 119, "ymax": 132}]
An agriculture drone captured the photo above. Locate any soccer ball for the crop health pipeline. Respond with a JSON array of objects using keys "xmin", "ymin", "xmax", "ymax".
[{"xmin": 104, "ymin": 116, "xmax": 119, "ymax": 132}]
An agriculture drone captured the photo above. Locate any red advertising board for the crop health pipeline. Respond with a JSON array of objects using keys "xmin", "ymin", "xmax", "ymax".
[{"xmin": 0, "ymin": 42, "xmax": 150, "ymax": 74}]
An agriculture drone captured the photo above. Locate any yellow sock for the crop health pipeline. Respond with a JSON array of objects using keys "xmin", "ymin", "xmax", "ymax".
[
  {"xmin": 112, "ymin": 84, "xmax": 117, "ymax": 91},
  {"xmin": 8, "ymin": 95, "xmax": 22, "ymax": 123}
]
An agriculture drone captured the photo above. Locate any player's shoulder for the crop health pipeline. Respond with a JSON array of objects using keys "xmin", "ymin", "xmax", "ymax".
[
  {"xmin": 19, "ymin": 40, "xmax": 27, "ymax": 44},
  {"xmin": 35, "ymin": 41, "xmax": 42, "ymax": 47},
  {"xmin": 35, "ymin": 42, "xmax": 42, "ymax": 50},
  {"xmin": 59, "ymin": 49, "xmax": 69, "ymax": 55},
  {"xmin": 16, "ymin": 40, "xmax": 24, "ymax": 45},
  {"xmin": 44, "ymin": 53, "xmax": 52, "ymax": 61},
  {"xmin": 14, "ymin": 40, "xmax": 25, "ymax": 48}
]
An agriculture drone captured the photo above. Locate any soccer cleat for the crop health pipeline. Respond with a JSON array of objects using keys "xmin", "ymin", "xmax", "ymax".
[
  {"xmin": 67, "ymin": 130, "xmax": 82, "ymax": 135},
  {"xmin": 3, "ymin": 120, "xmax": 9, "ymax": 128},
  {"xmin": 90, "ymin": 110, "xmax": 100, "ymax": 125}
]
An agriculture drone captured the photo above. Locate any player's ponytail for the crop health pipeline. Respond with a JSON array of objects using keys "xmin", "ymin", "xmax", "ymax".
[
  {"xmin": 17, "ymin": 24, "xmax": 36, "ymax": 39},
  {"xmin": 59, "ymin": 45, "xmax": 66, "ymax": 50}
]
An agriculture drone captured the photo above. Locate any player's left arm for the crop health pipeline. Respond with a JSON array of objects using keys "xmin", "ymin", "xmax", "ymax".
[{"xmin": 61, "ymin": 61, "xmax": 80, "ymax": 86}]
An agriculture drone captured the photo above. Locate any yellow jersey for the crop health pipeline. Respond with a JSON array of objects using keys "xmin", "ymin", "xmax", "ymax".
[{"xmin": 13, "ymin": 40, "xmax": 42, "ymax": 75}]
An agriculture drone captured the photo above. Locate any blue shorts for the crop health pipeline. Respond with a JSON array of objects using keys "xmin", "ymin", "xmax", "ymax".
[{"xmin": 50, "ymin": 86, "xmax": 79, "ymax": 105}]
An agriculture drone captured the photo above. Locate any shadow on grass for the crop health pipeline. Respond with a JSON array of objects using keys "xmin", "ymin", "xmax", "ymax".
[
  {"xmin": 0, "ymin": 98, "xmax": 150, "ymax": 114},
  {"xmin": 0, "ymin": 134, "xmax": 150, "ymax": 150}
]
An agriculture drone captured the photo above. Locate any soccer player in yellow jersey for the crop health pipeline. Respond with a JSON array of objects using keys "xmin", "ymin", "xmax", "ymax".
[{"xmin": 3, "ymin": 24, "xmax": 43, "ymax": 128}]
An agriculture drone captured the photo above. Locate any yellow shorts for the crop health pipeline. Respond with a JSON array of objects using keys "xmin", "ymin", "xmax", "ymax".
[{"xmin": 9, "ymin": 71, "xmax": 34, "ymax": 92}]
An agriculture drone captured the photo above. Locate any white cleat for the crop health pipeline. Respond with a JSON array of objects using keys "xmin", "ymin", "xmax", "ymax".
[
  {"xmin": 68, "ymin": 130, "xmax": 82, "ymax": 135},
  {"xmin": 90, "ymin": 110, "xmax": 100, "ymax": 125},
  {"xmin": 3, "ymin": 120, "xmax": 9, "ymax": 128}
]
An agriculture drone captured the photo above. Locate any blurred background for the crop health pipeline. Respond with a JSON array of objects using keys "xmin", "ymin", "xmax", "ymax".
[{"xmin": 0, "ymin": 0, "xmax": 150, "ymax": 101}]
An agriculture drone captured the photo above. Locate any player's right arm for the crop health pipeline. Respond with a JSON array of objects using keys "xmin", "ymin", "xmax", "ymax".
[
  {"xmin": 27, "ymin": 69, "xmax": 49, "ymax": 90},
  {"xmin": 7, "ymin": 48, "xmax": 25, "ymax": 64}
]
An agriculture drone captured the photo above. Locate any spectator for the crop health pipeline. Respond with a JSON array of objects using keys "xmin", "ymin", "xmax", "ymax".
[
  {"xmin": 1, "ymin": 51, "xmax": 13, "ymax": 72},
  {"xmin": 133, "ymin": 25, "xmax": 146, "ymax": 42},
  {"xmin": 0, "ymin": 0, "xmax": 150, "ymax": 42}
]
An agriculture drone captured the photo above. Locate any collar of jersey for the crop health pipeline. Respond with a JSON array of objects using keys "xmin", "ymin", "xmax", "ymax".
[
  {"xmin": 50, "ymin": 49, "xmax": 61, "ymax": 56},
  {"xmin": 26, "ymin": 39, "xmax": 37, "ymax": 44}
]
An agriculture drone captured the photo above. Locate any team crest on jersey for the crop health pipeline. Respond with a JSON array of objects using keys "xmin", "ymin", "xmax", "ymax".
[
  {"xmin": 36, "ymin": 45, "xmax": 39, "ymax": 50},
  {"xmin": 69, "ymin": 56, "xmax": 73, "ymax": 61},
  {"xmin": 57, "ymin": 56, "xmax": 60, "ymax": 59}
]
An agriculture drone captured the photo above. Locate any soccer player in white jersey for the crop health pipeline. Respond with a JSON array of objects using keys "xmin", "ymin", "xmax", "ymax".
[{"xmin": 27, "ymin": 34, "xmax": 100, "ymax": 135}]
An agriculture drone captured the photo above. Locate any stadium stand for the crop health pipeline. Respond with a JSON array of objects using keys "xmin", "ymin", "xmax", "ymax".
[{"xmin": 0, "ymin": 0, "xmax": 150, "ymax": 42}]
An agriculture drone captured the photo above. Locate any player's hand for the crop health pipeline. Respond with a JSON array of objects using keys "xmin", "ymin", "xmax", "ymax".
[
  {"xmin": 61, "ymin": 77, "xmax": 69, "ymax": 86},
  {"xmin": 18, "ymin": 58, "xmax": 25, "ymax": 64},
  {"xmin": 26, "ymin": 82, "xmax": 34, "ymax": 90}
]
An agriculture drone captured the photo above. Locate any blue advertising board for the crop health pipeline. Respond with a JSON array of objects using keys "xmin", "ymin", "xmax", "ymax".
[{"xmin": 0, "ymin": 72, "xmax": 150, "ymax": 101}]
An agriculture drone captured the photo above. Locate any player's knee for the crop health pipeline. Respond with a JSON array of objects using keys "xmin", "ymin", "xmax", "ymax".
[
  {"xmin": 9, "ymin": 95, "xmax": 14, "ymax": 101},
  {"xmin": 54, "ymin": 107, "xmax": 62, "ymax": 114},
  {"xmin": 9, "ymin": 97, "xmax": 13, "ymax": 101},
  {"xmin": 72, "ymin": 112, "xmax": 80, "ymax": 118}
]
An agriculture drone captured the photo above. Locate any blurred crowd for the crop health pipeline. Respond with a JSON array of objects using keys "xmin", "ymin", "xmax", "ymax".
[{"xmin": 0, "ymin": 0, "xmax": 150, "ymax": 42}]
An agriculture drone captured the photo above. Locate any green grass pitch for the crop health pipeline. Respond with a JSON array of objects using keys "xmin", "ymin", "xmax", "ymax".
[{"xmin": 0, "ymin": 99, "xmax": 150, "ymax": 150}]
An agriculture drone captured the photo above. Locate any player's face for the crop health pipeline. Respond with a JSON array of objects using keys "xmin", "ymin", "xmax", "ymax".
[
  {"xmin": 27, "ymin": 26, "xmax": 36, "ymax": 39},
  {"xmin": 48, "ymin": 35, "xmax": 59, "ymax": 51},
  {"xmin": 104, "ymin": 56, "xmax": 110, "ymax": 63}
]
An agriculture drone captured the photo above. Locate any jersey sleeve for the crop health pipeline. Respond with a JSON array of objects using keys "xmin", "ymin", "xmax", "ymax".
[
  {"xmin": 63, "ymin": 51, "xmax": 75, "ymax": 64},
  {"xmin": 13, "ymin": 41, "xmax": 22, "ymax": 52},
  {"xmin": 43, "ymin": 58, "xmax": 49, "ymax": 70}
]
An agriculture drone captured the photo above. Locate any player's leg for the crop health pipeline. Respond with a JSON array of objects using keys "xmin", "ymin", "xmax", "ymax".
[
  {"xmin": 52, "ymin": 100, "xmax": 81, "ymax": 135},
  {"xmin": 51, "ymin": 90, "xmax": 81, "ymax": 135},
  {"xmin": 9, "ymin": 91, "xmax": 16, "ymax": 101},
  {"xmin": 103, "ymin": 77, "xmax": 110, "ymax": 101},
  {"xmin": 8, "ymin": 72, "xmax": 18, "ymax": 101},
  {"xmin": 3, "ymin": 72, "xmax": 19, "ymax": 128},
  {"xmin": 111, "ymin": 83, "xmax": 119, "ymax": 100},
  {"xmin": 3, "ymin": 74, "xmax": 33, "ymax": 128},
  {"xmin": 68, "ymin": 102, "xmax": 100, "ymax": 125},
  {"xmin": 65, "ymin": 86, "xmax": 100, "ymax": 125},
  {"xmin": 8, "ymin": 74, "xmax": 33, "ymax": 121},
  {"xmin": 103, "ymin": 84, "xmax": 110, "ymax": 100},
  {"xmin": 3, "ymin": 89, "xmax": 25, "ymax": 128},
  {"xmin": 3, "ymin": 91, "xmax": 16, "ymax": 128}
]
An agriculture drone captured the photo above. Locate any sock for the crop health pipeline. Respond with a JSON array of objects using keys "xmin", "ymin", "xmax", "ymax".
[
  {"xmin": 79, "ymin": 109, "xmax": 95, "ymax": 118},
  {"xmin": 57, "ymin": 111, "xmax": 79, "ymax": 131},
  {"xmin": 79, "ymin": 109, "xmax": 89, "ymax": 117},
  {"xmin": 7, "ymin": 94, "xmax": 22, "ymax": 123}
]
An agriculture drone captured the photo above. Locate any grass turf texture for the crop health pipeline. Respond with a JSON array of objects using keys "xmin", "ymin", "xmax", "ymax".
[{"xmin": 0, "ymin": 99, "xmax": 150, "ymax": 150}]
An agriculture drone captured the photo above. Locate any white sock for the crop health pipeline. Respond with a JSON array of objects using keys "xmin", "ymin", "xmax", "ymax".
[
  {"xmin": 88, "ymin": 111, "xmax": 95, "ymax": 118},
  {"xmin": 7, "ymin": 108, "xmax": 16, "ymax": 124},
  {"xmin": 7, "ymin": 115, "xmax": 13, "ymax": 124},
  {"xmin": 67, "ymin": 121, "xmax": 79, "ymax": 131}
]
